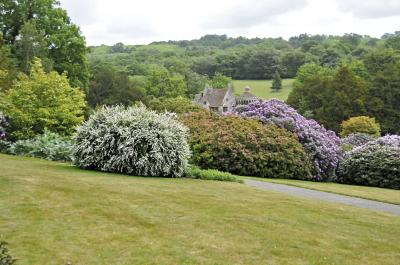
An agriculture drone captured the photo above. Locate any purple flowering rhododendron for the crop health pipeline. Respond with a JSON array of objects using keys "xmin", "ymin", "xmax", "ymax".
[
  {"xmin": 0, "ymin": 111, "xmax": 7, "ymax": 139},
  {"xmin": 238, "ymin": 99, "xmax": 341, "ymax": 181}
]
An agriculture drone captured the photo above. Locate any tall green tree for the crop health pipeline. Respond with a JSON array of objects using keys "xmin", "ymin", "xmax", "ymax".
[
  {"xmin": 210, "ymin": 72, "xmax": 231, "ymax": 88},
  {"xmin": 145, "ymin": 66, "xmax": 186, "ymax": 98},
  {"xmin": 0, "ymin": 58, "xmax": 86, "ymax": 140},
  {"xmin": 0, "ymin": 0, "xmax": 89, "ymax": 90},
  {"xmin": 14, "ymin": 21, "xmax": 49, "ymax": 73},
  {"xmin": 271, "ymin": 71, "xmax": 282, "ymax": 92},
  {"xmin": 287, "ymin": 66, "xmax": 368, "ymax": 132},
  {"xmin": 367, "ymin": 62, "xmax": 400, "ymax": 134},
  {"xmin": 88, "ymin": 67, "xmax": 146, "ymax": 108}
]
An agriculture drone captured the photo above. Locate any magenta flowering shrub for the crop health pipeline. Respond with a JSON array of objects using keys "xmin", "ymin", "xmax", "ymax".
[{"xmin": 239, "ymin": 99, "xmax": 341, "ymax": 181}]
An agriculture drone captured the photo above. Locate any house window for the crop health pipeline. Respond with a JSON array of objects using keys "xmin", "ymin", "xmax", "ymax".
[
  {"xmin": 210, "ymin": 107, "xmax": 218, "ymax": 112},
  {"xmin": 223, "ymin": 107, "xmax": 228, "ymax": 112}
]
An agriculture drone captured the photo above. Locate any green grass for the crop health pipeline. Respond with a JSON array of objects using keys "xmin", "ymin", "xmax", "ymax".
[
  {"xmin": 245, "ymin": 177, "xmax": 400, "ymax": 205},
  {"xmin": 233, "ymin": 79, "xmax": 294, "ymax": 100},
  {"xmin": 1, "ymin": 154, "xmax": 400, "ymax": 264}
]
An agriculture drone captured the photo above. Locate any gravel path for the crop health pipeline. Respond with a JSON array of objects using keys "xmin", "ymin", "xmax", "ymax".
[{"xmin": 245, "ymin": 179, "xmax": 400, "ymax": 216}]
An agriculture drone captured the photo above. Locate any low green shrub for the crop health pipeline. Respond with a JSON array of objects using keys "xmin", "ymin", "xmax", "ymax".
[
  {"xmin": 0, "ymin": 241, "xmax": 16, "ymax": 265},
  {"xmin": 338, "ymin": 135, "xmax": 400, "ymax": 189},
  {"xmin": 187, "ymin": 166, "xmax": 243, "ymax": 183},
  {"xmin": 73, "ymin": 105, "xmax": 191, "ymax": 177},
  {"xmin": 147, "ymin": 96, "xmax": 205, "ymax": 115},
  {"xmin": 184, "ymin": 112, "xmax": 313, "ymax": 180},
  {"xmin": 8, "ymin": 130, "xmax": 73, "ymax": 162},
  {"xmin": 340, "ymin": 116, "xmax": 381, "ymax": 137}
]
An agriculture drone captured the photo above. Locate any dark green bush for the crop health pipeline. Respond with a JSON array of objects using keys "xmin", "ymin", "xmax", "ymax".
[
  {"xmin": 187, "ymin": 165, "xmax": 243, "ymax": 183},
  {"xmin": 0, "ymin": 241, "xmax": 16, "ymax": 265},
  {"xmin": 183, "ymin": 112, "xmax": 313, "ymax": 180}
]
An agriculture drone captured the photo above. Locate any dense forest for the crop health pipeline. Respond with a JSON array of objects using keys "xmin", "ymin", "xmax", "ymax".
[{"xmin": 1, "ymin": 0, "xmax": 400, "ymax": 134}]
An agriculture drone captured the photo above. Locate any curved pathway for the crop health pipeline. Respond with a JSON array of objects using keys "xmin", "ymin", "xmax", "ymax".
[{"xmin": 245, "ymin": 179, "xmax": 400, "ymax": 216}]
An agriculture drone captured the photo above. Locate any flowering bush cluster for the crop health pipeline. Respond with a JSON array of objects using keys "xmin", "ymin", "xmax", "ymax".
[
  {"xmin": 340, "ymin": 133, "xmax": 375, "ymax": 151},
  {"xmin": 0, "ymin": 111, "xmax": 7, "ymax": 139},
  {"xmin": 238, "ymin": 99, "xmax": 341, "ymax": 181},
  {"xmin": 338, "ymin": 135, "xmax": 400, "ymax": 189},
  {"xmin": 73, "ymin": 105, "xmax": 191, "ymax": 177},
  {"xmin": 184, "ymin": 112, "xmax": 313, "ymax": 180},
  {"xmin": 8, "ymin": 130, "xmax": 73, "ymax": 162}
]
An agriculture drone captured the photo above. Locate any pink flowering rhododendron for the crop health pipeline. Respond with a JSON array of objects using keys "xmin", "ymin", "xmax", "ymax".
[{"xmin": 238, "ymin": 99, "xmax": 342, "ymax": 181}]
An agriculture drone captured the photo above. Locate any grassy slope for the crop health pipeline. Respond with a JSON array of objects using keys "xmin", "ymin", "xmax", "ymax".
[
  {"xmin": 245, "ymin": 177, "xmax": 400, "ymax": 205},
  {"xmin": 1, "ymin": 154, "xmax": 399, "ymax": 265},
  {"xmin": 233, "ymin": 79, "xmax": 294, "ymax": 100}
]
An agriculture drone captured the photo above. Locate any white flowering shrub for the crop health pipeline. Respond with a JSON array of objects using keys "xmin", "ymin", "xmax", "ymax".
[{"xmin": 73, "ymin": 105, "xmax": 191, "ymax": 177}]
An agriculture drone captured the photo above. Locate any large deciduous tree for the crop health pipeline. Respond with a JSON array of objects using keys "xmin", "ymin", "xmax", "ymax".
[
  {"xmin": 287, "ymin": 66, "xmax": 368, "ymax": 132},
  {"xmin": 87, "ymin": 67, "xmax": 146, "ymax": 108},
  {"xmin": 367, "ymin": 62, "xmax": 400, "ymax": 134},
  {"xmin": 0, "ymin": 0, "xmax": 89, "ymax": 90},
  {"xmin": 0, "ymin": 58, "xmax": 86, "ymax": 140}
]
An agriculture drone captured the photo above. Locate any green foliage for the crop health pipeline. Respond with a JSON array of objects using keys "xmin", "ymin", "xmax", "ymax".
[
  {"xmin": 210, "ymin": 72, "xmax": 232, "ymax": 88},
  {"xmin": 362, "ymin": 48, "xmax": 400, "ymax": 75},
  {"xmin": 0, "ymin": 0, "xmax": 89, "ymax": 90},
  {"xmin": 186, "ymin": 165, "xmax": 243, "ymax": 183},
  {"xmin": 0, "ymin": 58, "xmax": 86, "ymax": 140},
  {"xmin": 87, "ymin": 66, "xmax": 146, "ymax": 108},
  {"xmin": 73, "ymin": 105, "xmax": 191, "ymax": 177},
  {"xmin": 340, "ymin": 116, "xmax": 380, "ymax": 137},
  {"xmin": 183, "ymin": 112, "xmax": 313, "ymax": 180},
  {"xmin": 287, "ymin": 66, "xmax": 368, "ymax": 132},
  {"xmin": 367, "ymin": 62, "xmax": 400, "ymax": 134},
  {"xmin": 0, "ymin": 241, "xmax": 16, "ymax": 265},
  {"xmin": 147, "ymin": 96, "xmax": 205, "ymax": 115},
  {"xmin": 8, "ymin": 129, "xmax": 73, "ymax": 162},
  {"xmin": 144, "ymin": 66, "xmax": 186, "ymax": 97},
  {"xmin": 292, "ymin": 63, "xmax": 335, "ymax": 88},
  {"xmin": 14, "ymin": 21, "xmax": 49, "ymax": 73},
  {"xmin": 271, "ymin": 71, "xmax": 282, "ymax": 91}
]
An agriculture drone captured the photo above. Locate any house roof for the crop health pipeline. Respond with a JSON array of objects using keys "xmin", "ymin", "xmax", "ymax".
[
  {"xmin": 237, "ymin": 85, "xmax": 258, "ymax": 101},
  {"xmin": 204, "ymin": 88, "xmax": 230, "ymax": 107},
  {"xmin": 237, "ymin": 91, "xmax": 257, "ymax": 100}
]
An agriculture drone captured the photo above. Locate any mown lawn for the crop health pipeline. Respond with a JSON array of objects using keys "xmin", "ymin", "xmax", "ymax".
[
  {"xmin": 233, "ymin": 79, "xmax": 294, "ymax": 100},
  {"xmin": 245, "ymin": 177, "xmax": 400, "ymax": 205},
  {"xmin": 1, "ymin": 154, "xmax": 400, "ymax": 265}
]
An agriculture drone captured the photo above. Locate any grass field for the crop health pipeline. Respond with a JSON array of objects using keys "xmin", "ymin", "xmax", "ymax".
[
  {"xmin": 1, "ymin": 154, "xmax": 400, "ymax": 264},
  {"xmin": 233, "ymin": 79, "xmax": 294, "ymax": 100},
  {"xmin": 245, "ymin": 177, "xmax": 400, "ymax": 205}
]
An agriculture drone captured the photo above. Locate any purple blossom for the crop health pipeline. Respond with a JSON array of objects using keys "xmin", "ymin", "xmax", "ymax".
[
  {"xmin": 238, "ymin": 100, "xmax": 342, "ymax": 181},
  {"xmin": 340, "ymin": 133, "xmax": 375, "ymax": 150},
  {"xmin": 371, "ymin": 135, "xmax": 400, "ymax": 147},
  {"xmin": 0, "ymin": 111, "xmax": 7, "ymax": 139}
]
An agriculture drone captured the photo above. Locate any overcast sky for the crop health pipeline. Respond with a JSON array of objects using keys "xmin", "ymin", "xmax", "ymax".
[{"xmin": 60, "ymin": 0, "xmax": 400, "ymax": 46}]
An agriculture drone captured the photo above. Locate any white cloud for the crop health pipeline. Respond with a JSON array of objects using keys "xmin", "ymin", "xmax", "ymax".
[
  {"xmin": 336, "ymin": 0, "xmax": 400, "ymax": 18},
  {"xmin": 59, "ymin": 0, "xmax": 400, "ymax": 45},
  {"xmin": 204, "ymin": 0, "xmax": 307, "ymax": 29}
]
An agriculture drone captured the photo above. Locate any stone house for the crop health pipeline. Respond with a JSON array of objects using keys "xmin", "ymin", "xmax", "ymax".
[{"xmin": 194, "ymin": 84, "xmax": 258, "ymax": 113}]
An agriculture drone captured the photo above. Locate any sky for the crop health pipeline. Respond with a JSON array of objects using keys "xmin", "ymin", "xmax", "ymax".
[{"xmin": 60, "ymin": 0, "xmax": 400, "ymax": 46}]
